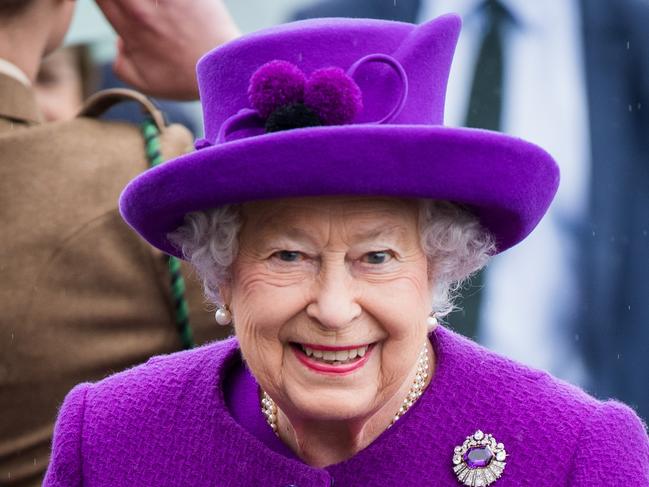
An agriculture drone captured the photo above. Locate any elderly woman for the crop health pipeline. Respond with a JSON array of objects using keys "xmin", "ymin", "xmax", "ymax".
[{"xmin": 44, "ymin": 14, "xmax": 648, "ymax": 487}]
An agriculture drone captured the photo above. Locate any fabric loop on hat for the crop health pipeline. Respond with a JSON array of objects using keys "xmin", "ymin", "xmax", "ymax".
[
  {"xmin": 216, "ymin": 108, "xmax": 265, "ymax": 144},
  {"xmin": 346, "ymin": 53, "xmax": 409, "ymax": 124},
  {"xmin": 194, "ymin": 138, "xmax": 211, "ymax": 150}
]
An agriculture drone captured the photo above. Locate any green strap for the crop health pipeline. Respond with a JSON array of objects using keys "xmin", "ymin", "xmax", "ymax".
[{"xmin": 141, "ymin": 119, "xmax": 195, "ymax": 350}]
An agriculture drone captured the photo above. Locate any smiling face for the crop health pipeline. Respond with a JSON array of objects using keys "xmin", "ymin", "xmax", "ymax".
[{"xmin": 224, "ymin": 196, "xmax": 433, "ymax": 424}]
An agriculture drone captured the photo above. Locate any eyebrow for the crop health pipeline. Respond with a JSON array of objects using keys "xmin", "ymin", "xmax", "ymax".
[
  {"xmin": 258, "ymin": 223, "xmax": 321, "ymax": 247},
  {"xmin": 279, "ymin": 226, "xmax": 321, "ymax": 245},
  {"xmin": 257, "ymin": 218, "xmax": 410, "ymax": 245},
  {"xmin": 347, "ymin": 224, "xmax": 410, "ymax": 243}
]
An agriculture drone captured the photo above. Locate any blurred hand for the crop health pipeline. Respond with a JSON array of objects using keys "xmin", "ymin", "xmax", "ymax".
[{"xmin": 96, "ymin": 0, "xmax": 240, "ymax": 100}]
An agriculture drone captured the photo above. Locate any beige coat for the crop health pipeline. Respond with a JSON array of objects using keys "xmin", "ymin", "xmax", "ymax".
[{"xmin": 0, "ymin": 74, "xmax": 229, "ymax": 486}]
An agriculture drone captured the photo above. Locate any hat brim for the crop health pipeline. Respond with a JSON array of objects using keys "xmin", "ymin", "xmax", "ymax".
[{"xmin": 120, "ymin": 125, "xmax": 559, "ymax": 259}]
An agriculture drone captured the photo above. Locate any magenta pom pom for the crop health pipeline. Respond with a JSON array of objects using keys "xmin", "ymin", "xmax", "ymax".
[
  {"xmin": 304, "ymin": 67, "xmax": 363, "ymax": 125},
  {"xmin": 248, "ymin": 62, "xmax": 363, "ymax": 126},
  {"xmin": 248, "ymin": 60, "xmax": 306, "ymax": 118}
]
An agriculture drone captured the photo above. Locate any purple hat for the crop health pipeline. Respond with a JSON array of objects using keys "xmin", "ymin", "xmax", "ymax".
[{"xmin": 120, "ymin": 14, "xmax": 559, "ymax": 259}]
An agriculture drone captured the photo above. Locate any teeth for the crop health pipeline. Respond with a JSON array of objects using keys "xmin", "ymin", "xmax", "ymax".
[
  {"xmin": 335, "ymin": 350, "xmax": 349, "ymax": 361},
  {"xmin": 299, "ymin": 344, "xmax": 370, "ymax": 365},
  {"xmin": 323, "ymin": 351, "xmax": 336, "ymax": 361}
]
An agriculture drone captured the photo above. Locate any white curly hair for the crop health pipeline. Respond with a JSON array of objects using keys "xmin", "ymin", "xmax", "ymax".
[{"xmin": 168, "ymin": 199, "xmax": 495, "ymax": 318}]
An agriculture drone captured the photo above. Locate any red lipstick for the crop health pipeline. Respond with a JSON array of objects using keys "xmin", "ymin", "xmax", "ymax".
[
  {"xmin": 291, "ymin": 343, "xmax": 374, "ymax": 375},
  {"xmin": 300, "ymin": 342, "xmax": 373, "ymax": 351}
]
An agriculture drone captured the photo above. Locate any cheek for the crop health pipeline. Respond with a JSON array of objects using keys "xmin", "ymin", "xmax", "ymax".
[
  {"xmin": 232, "ymin": 293, "xmax": 286, "ymax": 395},
  {"xmin": 362, "ymin": 269, "xmax": 431, "ymax": 338},
  {"xmin": 229, "ymin": 263, "xmax": 310, "ymax": 389},
  {"xmin": 231, "ymin": 263, "xmax": 310, "ymax": 334},
  {"xmin": 361, "ymin": 269, "xmax": 431, "ymax": 393}
]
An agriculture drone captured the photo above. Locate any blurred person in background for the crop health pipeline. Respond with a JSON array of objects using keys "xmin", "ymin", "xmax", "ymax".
[
  {"xmin": 31, "ymin": 43, "xmax": 198, "ymax": 135},
  {"xmin": 0, "ymin": 0, "xmax": 238, "ymax": 484},
  {"xmin": 33, "ymin": 45, "xmax": 95, "ymax": 122},
  {"xmin": 33, "ymin": 43, "xmax": 203, "ymax": 134},
  {"xmin": 295, "ymin": 0, "xmax": 649, "ymax": 421}
]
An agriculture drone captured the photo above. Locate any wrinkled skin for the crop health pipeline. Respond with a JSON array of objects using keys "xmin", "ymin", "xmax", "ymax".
[{"xmin": 222, "ymin": 197, "xmax": 436, "ymax": 467}]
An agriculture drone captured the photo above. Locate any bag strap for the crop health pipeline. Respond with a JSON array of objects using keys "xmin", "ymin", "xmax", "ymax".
[
  {"xmin": 140, "ymin": 119, "xmax": 195, "ymax": 350},
  {"xmin": 77, "ymin": 88, "xmax": 166, "ymax": 133}
]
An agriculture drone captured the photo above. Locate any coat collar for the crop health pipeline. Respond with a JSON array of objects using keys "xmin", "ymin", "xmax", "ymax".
[{"xmin": 0, "ymin": 73, "xmax": 42, "ymax": 126}]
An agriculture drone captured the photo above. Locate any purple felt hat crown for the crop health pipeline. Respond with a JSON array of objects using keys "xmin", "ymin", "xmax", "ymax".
[{"xmin": 120, "ymin": 14, "xmax": 559, "ymax": 258}]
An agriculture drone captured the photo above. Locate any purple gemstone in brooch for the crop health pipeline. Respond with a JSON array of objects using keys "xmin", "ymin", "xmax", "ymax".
[
  {"xmin": 464, "ymin": 445, "xmax": 493, "ymax": 468},
  {"xmin": 452, "ymin": 430, "xmax": 507, "ymax": 486}
]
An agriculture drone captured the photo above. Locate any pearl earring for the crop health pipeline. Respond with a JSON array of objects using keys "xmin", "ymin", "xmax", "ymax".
[
  {"xmin": 426, "ymin": 312, "xmax": 438, "ymax": 328},
  {"xmin": 215, "ymin": 305, "xmax": 232, "ymax": 326}
]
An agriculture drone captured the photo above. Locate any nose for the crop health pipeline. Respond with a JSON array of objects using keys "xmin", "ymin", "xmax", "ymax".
[{"xmin": 305, "ymin": 260, "xmax": 362, "ymax": 330}]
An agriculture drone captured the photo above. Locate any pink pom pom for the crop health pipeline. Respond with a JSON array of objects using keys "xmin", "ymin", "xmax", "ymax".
[
  {"xmin": 304, "ymin": 67, "xmax": 363, "ymax": 125},
  {"xmin": 248, "ymin": 60, "xmax": 306, "ymax": 118}
]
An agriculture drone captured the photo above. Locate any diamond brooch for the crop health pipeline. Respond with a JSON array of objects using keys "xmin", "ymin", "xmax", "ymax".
[{"xmin": 452, "ymin": 430, "xmax": 507, "ymax": 486}]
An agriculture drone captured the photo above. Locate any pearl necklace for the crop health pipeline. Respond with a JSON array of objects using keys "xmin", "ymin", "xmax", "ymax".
[{"xmin": 261, "ymin": 344, "xmax": 430, "ymax": 435}]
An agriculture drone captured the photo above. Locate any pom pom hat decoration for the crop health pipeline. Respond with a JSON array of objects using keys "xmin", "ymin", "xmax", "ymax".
[
  {"xmin": 302, "ymin": 67, "xmax": 363, "ymax": 125},
  {"xmin": 248, "ymin": 60, "xmax": 307, "ymax": 119},
  {"xmin": 120, "ymin": 15, "xmax": 560, "ymax": 259},
  {"xmin": 248, "ymin": 60, "xmax": 363, "ymax": 133}
]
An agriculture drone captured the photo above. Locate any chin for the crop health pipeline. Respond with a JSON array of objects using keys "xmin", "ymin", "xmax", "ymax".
[{"xmin": 283, "ymin": 382, "xmax": 380, "ymax": 423}]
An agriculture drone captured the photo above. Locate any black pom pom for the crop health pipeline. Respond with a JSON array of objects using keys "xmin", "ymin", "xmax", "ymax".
[{"xmin": 265, "ymin": 102, "xmax": 322, "ymax": 133}]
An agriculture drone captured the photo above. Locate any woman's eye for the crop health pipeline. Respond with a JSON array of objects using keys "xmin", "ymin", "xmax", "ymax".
[
  {"xmin": 273, "ymin": 250, "xmax": 303, "ymax": 262},
  {"xmin": 362, "ymin": 251, "xmax": 393, "ymax": 264}
]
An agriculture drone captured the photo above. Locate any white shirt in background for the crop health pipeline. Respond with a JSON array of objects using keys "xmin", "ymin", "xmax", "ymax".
[
  {"xmin": 0, "ymin": 58, "xmax": 31, "ymax": 86},
  {"xmin": 418, "ymin": 0, "xmax": 591, "ymax": 386}
]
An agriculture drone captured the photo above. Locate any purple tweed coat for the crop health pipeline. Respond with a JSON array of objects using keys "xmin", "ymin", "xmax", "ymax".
[{"xmin": 44, "ymin": 326, "xmax": 649, "ymax": 486}]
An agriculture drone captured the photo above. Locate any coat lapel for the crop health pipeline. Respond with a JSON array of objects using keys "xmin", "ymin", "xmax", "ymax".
[{"xmin": 0, "ymin": 73, "xmax": 42, "ymax": 128}]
